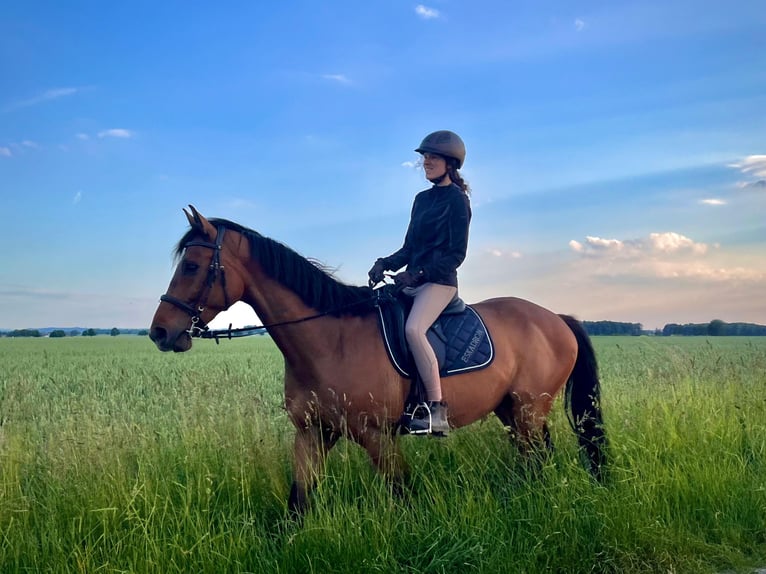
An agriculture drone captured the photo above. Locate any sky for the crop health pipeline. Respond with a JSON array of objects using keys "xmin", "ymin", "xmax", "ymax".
[{"xmin": 1, "ymin": 0, "xmax": 765, "ymax": 331}]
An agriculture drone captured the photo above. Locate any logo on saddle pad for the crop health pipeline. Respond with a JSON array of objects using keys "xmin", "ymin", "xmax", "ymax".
[{"xmin": 375, "ymin": 287, "xmax": 494, "ymax": 379}]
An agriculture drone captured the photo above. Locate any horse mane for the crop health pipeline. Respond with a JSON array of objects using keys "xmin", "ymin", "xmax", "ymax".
[{"xmin": 174, "ymin": 218, "xmax": 374, "ymax": 317}]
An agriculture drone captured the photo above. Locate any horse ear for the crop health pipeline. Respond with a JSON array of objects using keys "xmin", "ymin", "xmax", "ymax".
[
  {"xmin": 183, "ymin": 207, "xmax": 197, "ymax": 229},
  {"xmin": 185, "ymin": 205, "xmax": 217, "ymax": 239}
]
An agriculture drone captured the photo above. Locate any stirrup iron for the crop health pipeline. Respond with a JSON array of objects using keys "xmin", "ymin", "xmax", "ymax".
[{"xmin": 400, "ymin": 401, "xmax": 431, "ymax": 435}]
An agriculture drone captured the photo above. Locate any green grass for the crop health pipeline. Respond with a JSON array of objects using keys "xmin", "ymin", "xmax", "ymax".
[{"xmin": 0, "ymin": 336, "xmax": 764, "ymax": 573}]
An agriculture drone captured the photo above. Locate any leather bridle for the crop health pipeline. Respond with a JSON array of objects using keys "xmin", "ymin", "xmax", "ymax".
[
  {"xmin": 160, "ymin": 226, "xmax": 230, "ymax": 337},
  {"xmin": 160, "ymin": 224, "xmax": 380, "ymax": 340}
]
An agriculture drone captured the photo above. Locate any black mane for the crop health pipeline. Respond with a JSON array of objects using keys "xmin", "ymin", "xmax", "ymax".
[{"xmin": 175, "ymin": 219, "xmax": 374, "ymax": 317}]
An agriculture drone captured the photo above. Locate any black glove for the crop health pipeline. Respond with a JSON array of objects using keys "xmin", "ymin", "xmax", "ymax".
[
  {"xmin": 368, "ymin": 260, "xmax": 386, "ymax": 286},
  {"xmin": 393, "ymin": 270, "xmax": 419, "ymax": 289}
]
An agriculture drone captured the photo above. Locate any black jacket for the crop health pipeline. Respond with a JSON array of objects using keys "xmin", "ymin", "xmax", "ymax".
[{"xmin": 379, "ymin": 183, "xmax": 471, "ymax": 287}]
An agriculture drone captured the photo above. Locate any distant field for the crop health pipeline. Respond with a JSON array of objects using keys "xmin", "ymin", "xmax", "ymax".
[{"xmin": 1, "ymin": 336, "xmax": 764, "ymax": 573}]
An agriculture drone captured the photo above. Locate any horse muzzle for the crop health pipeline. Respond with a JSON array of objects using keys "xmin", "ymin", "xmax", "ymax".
[{"xmin": 149, "ymin": 325, "xmax": 193, "ymax": 353}]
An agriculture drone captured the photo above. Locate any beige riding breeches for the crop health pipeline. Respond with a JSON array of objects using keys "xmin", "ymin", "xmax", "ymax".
[{"xmin": 402, "ymin": 282, "xmax": 458, "ymax": 402}]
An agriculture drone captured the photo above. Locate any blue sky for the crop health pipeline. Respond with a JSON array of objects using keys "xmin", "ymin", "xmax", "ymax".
[{"xmin": 1, "ymin": 0, "xmax": 765, "ymax": 330}]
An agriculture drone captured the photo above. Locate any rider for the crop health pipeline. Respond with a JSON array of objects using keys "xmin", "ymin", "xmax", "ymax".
[{"xmin": 368, "ymin": 130, "xmax": 472, "ymax": 436}]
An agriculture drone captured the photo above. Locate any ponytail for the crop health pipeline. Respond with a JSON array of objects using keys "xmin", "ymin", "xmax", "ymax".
[{"xmin": 447, "ymin": 160, "xmax": 471, "ymax": 195}]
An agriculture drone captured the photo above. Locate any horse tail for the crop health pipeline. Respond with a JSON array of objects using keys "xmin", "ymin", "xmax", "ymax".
[{"xmin": 559, "ymin": 314, "xmax": 608, "ymax": 482}]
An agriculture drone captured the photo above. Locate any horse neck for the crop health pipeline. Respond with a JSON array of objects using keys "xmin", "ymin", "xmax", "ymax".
[{"xmin": 238, "ymin": 258, "xmax": 344, "ymax": 364}]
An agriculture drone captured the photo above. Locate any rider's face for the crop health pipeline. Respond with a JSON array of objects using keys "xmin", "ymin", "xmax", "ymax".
[{"xmin": 422, "ymin": 152, "xmax": 447, "ymax": 180}]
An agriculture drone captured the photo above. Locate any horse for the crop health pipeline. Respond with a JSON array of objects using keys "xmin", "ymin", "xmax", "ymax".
[{"xmin": 149, "ymin": 206, "xmax": 607, "ymax": 514}]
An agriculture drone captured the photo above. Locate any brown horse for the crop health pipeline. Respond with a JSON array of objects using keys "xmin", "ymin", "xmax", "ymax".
[{"xmin": 150, "ymin": 206, "xmax": 607, "ymax": 513}]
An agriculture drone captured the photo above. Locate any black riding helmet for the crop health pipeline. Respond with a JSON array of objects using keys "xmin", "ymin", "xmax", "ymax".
[{"xmin": 415, "ymin": 130, "xmax": 466, "ymax": 169}]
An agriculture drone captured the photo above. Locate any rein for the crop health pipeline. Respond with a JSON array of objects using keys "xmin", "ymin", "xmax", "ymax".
[
  {"xmin": 198, "ymin": 296, "xmax": 376, "ymax": 343},
  {"xmin": 161, "ymin": 224, "xmax": 382, "ymax": 342}
]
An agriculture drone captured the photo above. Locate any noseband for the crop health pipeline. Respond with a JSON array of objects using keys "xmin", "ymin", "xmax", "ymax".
[{"xmin": 160, "ymin": 225, "xmax": 231, "ymax": 337}]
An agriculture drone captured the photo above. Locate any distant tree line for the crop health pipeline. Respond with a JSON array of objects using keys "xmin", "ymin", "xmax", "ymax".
[
  {"xmin": 661, "ymin": 320, "xmax": 766, "ymax": 336},
  {"xmin": 579, "ymin": 319, "xmax": 766, "ymax": 336},
  {"xmin": 582, "ymin": 321, "xmax": 643, "ymax": 336},
  {"xmin": 3, "ymin": 329, "xmax": 43, "ymax": 337},
  {"xmin": 1, "ymin": 328, "xmax": 150, "ymax": 338},
  {"xmin": 3, "ymin": 320, "xmax": 765, "ymax": 338}
]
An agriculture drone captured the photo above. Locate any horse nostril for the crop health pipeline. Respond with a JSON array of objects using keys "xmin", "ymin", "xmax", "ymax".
[{"xmin": 150, "ymin": 326, "xmax": 167, "ymax": 345}]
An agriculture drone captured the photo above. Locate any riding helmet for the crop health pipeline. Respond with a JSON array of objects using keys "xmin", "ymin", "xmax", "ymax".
[{"xmin": 415, "ymin": 130, "xmax": 466, "ymax": 169}]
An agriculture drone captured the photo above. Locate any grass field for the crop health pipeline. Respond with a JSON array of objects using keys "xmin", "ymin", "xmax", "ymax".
[{"xmin": 0, "ymin": 335, "xmax": 764, "ymax": 573}]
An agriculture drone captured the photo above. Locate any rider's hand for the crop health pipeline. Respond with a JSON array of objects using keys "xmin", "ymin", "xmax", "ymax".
[{"xmin": 368, "ymin": 260, "xmax": 386, "ymax": 286}]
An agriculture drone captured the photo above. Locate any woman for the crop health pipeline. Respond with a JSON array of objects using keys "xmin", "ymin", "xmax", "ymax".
[{"xmin": 368, "ymin": 130, "xmax": 472, "ymax": 436}]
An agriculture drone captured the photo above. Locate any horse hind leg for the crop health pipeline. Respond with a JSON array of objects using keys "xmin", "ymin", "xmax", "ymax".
[{"xmin": 494, "ymin": 393, "xmax": 554, "ymax": 470}]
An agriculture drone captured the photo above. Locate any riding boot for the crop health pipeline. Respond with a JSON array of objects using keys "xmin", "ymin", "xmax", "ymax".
[{"xmin": 429, "ymin": 401, "xmax": 450, "ymax": 437}]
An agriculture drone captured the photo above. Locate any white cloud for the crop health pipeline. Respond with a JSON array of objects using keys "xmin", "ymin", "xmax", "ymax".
[
  {"xmin": 76, "ymin": 133, "xmax": 90, "ymax": 140},
  {"xmin": 569, "ymin": 236, "xmax": 630, "ymax": 256},
  {"xmin": 401, "ymin": 160, "xmax": 419, "ymax": 168},
  {"xmin": 584, "ymin": 236, "xmax": 625, "ymax": 251},
  {"xmin": 321, "ymin": 74, "xmax": 352, "ymax": 85},
  {"xmin": 39, "ymin": 86, "xmax": 77, "ymax": 100},
  {"xmin": 0, "ymin": 147, "xmax": 11, "ymax": 157},
  {"xmin": 462, "ymin": 242, "xmax": 766, "ymax": 328},
  {"xmin": 3, "ymin": 140, "xmax": 42, "ymax": 154},
  {"xmin": 98, "ymin": 129, "xmax": 134, "ymax": 139},
  {"xmin": 649, "ymin": 232, "xmax": 708, "ymax": 254},
  {"xmin": 415, "ymin": 5, "xmax": 440, "ymax": 19},
  {"xmin": 729, "ymin": 155, "xmax": 766, "ymax": 178},
  {"xmin": 488, "ymin": 248, "xmax": 521, "ymax": 259},
  {"xmin": 73, "ymin": 191, "xmax": 82, "ymax": 205},
  {"xmin": 562, "ymin": 231, "xmax": 765, "ymax": 287},
  {"xmin": 574, "ymin": 18, "xmax": 586, "ymax": 31},
  {"xmin": 730, "ymin": 155, "xmax": 766, "ymax": 191},
  {"xmin": 649, "ymin": 261, "xmax": 763, "ymax": 282},
  {"xmin": 4, "ymin": 87, "xmax": 81, "ymax": 111},
  {"xmin": 736, "ymin": 180, "xmax": 766, "ymax": 190},
  {"xmin": 699, "ymin": 198, "xmax": 726, "ymax": 205},
  {"xmin": 570, "ymin": 232, "xmax": 709, "ymax": 257}
]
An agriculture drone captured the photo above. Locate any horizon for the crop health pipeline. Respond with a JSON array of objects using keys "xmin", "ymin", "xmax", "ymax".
[
  {"xmin": 2, "ymin": 1, "xmax": 765, "ymax": 332},
  {"xmin": 4, "ymin": 312, "xmax": 766, "ymax": 334}
]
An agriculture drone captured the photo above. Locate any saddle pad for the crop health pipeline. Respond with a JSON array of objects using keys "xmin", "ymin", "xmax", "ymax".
[{"xmin": 377, "ymin": 303, "xmax": 494, "ymax": 379}]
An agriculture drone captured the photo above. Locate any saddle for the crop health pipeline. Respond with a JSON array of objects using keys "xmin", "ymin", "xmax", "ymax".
[
  {"xmin": 374, "ymin": 284, "xmax": 495, "ymax": 433},
  {"xmin": 374, "ymin": 284, "xmax": 494, "ymax": 379}
]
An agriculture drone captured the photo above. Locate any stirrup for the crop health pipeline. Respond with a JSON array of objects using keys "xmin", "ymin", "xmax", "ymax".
[{"xmin": 399, "ymin": 402, "xmax": 431, "ymax": 435}]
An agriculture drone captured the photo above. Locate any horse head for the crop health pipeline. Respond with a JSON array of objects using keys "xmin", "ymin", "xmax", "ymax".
[{"xmin": 150, "ymin": 205, "xmax": 244, "ymax": 352}]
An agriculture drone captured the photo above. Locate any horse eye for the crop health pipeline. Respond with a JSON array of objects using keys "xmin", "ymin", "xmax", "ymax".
[{"xmin": 182, "ymin": 261, "xmax": 199, "ymax": 276}]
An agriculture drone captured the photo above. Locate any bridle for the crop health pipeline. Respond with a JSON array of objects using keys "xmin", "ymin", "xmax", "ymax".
[
  {"xmin": 160, "ymin": 225, "xmax": 230, "ymax": 337},
  {"xmin": 159, "ymin": 223, "xmax": 382, "ymax": 340}
]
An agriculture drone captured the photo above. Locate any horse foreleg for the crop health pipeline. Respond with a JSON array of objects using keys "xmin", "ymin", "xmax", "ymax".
[
  {"xmin": 288, "ymin": 425, "xmax": 339, "ymax": 515},
  {"xmin": 358, "ymin": 427, "xmax": 409, "ymax": 497}
]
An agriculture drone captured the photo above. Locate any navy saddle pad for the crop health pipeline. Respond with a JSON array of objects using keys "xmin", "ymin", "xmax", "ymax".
[{"xmin": 374, "ymin": 285, "xmax": 494, "ymax": 378}]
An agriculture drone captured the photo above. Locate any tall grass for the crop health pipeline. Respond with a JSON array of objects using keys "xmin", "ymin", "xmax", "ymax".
[{"xmin": 0, "ymin": 336, "xmax": 764, "ymax": 573}]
